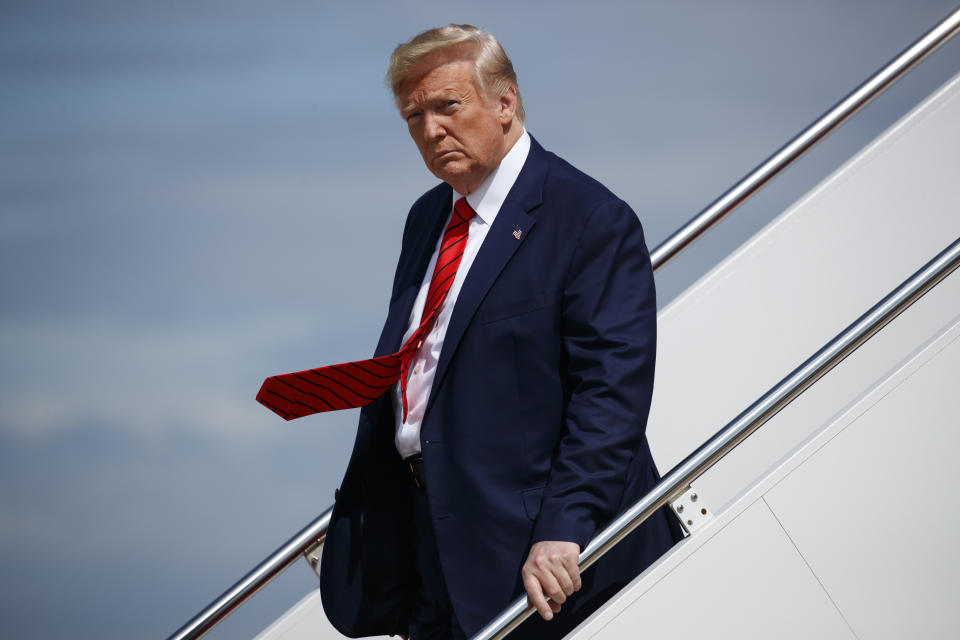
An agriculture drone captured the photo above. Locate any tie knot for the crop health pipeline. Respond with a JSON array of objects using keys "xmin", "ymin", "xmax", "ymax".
[{"xmin": 454, "ymin": 197, "xmax": 476, "ymax": 224}]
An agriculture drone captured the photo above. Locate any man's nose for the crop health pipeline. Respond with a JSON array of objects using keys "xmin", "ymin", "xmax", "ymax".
[{"xmin": 423, "ymin": 113, "xmax": 445, "ymax": 141}]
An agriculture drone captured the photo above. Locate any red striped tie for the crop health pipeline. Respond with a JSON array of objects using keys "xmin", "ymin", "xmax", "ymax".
[{"xmin": 257, "ymin": 197, "xmax": 476, "ymax": 421}]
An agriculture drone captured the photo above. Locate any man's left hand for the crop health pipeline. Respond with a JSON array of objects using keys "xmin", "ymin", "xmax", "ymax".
[{"xmin": 521, "ymin": 540, "xmax": 582, "ymax": 621}]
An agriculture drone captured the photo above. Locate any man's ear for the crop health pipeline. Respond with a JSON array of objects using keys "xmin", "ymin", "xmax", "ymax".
[{"xmin": 497, "ymin": 85, "xmax": 518, "ymax": 124}]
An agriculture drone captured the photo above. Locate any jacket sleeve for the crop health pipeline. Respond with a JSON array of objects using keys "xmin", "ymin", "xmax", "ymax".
[{"xmin": 530, "ymin": 198, "xmax": 657, "ymax": 549}]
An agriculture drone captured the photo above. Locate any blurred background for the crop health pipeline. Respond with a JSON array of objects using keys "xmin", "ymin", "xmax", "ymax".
[{"xmin": 1, "ymin": 1, "xmax": 958, "ymax": 638}]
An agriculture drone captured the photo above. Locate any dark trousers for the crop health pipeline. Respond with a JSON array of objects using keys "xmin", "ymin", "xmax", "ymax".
[{"xmin": 409, "ymin": 482, "xmax": 467, "ymax": 640}]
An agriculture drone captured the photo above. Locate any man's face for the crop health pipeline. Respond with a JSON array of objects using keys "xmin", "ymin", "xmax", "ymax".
[{"xmin": 399, "ymin": 53, "xmax": 513, "ymax": 195}]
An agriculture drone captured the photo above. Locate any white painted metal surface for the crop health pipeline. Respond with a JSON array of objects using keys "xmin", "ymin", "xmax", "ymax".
[
  {"xmin": 763, "ymin": 329, "xmax": 960, "ymax": 639},
  {"xmin": 253, "ymin": 588, "xmax": 334, "ymax": 640},
  {"xmin": 256, "ymin": 70, "xmax": 960, "ymax": 640},
  {"xmin": 585, "ymin": 502, "xmax": 857, "ymax": 639}
]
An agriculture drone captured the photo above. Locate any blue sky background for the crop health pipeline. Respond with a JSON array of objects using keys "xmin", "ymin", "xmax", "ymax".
[{"xmin": 1, "ymin": 1, "xmax": 958, "ymax": 638}]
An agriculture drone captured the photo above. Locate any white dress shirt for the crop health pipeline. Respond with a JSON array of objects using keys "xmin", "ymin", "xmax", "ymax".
[{"xmin": 393, "ymin": 130, "xmax": 531, "ymax": 459}]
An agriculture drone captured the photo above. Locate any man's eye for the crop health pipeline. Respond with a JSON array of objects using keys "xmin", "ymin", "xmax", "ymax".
[{"xmin": 406, "ymin": 112, "xmax": 422, "ymax": 122}]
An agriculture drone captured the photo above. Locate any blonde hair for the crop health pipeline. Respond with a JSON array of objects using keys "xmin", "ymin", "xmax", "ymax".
[{"xmin": 387, "ymin": 24, "xmax": 526, "ymax": 122}]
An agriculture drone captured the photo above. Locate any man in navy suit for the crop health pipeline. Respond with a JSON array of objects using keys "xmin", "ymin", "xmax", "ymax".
[{"xmin": 318, "ymin": 25, "xmax": 681, "ymax": 640}]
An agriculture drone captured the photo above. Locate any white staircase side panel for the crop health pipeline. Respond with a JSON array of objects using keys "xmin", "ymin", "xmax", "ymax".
[
  {"xmin": 578, "ymin": 500, "xmax": 857, "ymax": 640},
  {"xmin": 570, "ymin": 283, "xmax": 960, "ymax": 640},
  {"xmin": 253, "ymin": 588, "xmax": 333, "ymax": 640},
  {"xmin": 763, "ymin": 326, "xmax": 960, "ymax": 639},
  {"xmin": 647, "ymin": 70, "xmax": 960, "ymax": 513}
]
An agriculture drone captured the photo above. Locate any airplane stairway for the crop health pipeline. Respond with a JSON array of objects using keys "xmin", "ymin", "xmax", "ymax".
[{"xmin": 254, "ymin": 51, "xmax": 960, "ymax": 640}]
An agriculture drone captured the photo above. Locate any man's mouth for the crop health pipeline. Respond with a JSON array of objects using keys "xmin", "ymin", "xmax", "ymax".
[{"xmin": 434, "ymin": 149, "xmax": 458, "ymax": 160}]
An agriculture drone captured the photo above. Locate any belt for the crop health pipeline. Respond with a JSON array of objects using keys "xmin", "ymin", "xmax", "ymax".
[{"xmin": 405, "ymin": 453, "xmax": 426, "ymax": 489}]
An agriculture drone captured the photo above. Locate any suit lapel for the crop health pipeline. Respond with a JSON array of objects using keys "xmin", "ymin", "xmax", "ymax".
[
  {"xmin": 375, "ymin": 186, "xmax": 451, "ymax": 357},
  {"xmin": 425, "ymin": 138, "xmax": 549, "ymax": 417}
]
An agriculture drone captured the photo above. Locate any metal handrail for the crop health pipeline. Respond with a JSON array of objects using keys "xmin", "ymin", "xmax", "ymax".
[
  {"xmin": 649, "ymin": 5, "xmax": 960, "ymax": 269},
  {"xmin": 168, "ymin": 6, "xmax": 960, "ymax": 640},
  {"xmin": 167, "ymin": 509, "xmax": 332, "ymax": 640},
  {"xmin": 474, "ymin": 236, "xmax": 960, "ymax": 639}
]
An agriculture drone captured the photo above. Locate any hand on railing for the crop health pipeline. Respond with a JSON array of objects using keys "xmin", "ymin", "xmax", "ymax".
[{"xmin": 521, "ymin": 540, "xmax": 582, "ymax": 621}]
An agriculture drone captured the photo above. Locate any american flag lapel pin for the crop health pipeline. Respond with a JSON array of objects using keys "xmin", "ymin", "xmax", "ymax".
[{"xmin": 512, "ymin": 226, "xmax": 523, "ymax": 240}]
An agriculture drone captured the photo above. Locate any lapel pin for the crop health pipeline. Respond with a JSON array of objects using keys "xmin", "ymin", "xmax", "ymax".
[{"xmin": 512, "ymin": 226, "xmax": 523, "ymax": 240}]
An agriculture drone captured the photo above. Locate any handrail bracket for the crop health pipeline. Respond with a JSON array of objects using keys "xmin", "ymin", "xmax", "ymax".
[{"xmin": 670, "ymin": 486, "xmax": 714, "ymax": 535}]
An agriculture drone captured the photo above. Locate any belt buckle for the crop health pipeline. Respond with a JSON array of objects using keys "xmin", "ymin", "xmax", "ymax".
[{"xmin": 406, "ymin": 455, "xmax": 425, "ymax": 489}]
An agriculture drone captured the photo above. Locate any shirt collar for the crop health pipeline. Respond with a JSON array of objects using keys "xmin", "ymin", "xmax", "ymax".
[{"xmin": 454, "ymin": 129, "xmax": 531, "ymax": 226}]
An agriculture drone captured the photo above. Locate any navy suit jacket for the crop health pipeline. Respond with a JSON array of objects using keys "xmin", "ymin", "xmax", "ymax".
[{"xmin": 319, "ymin": 137, "xmax": 682, "ymax": 638}]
